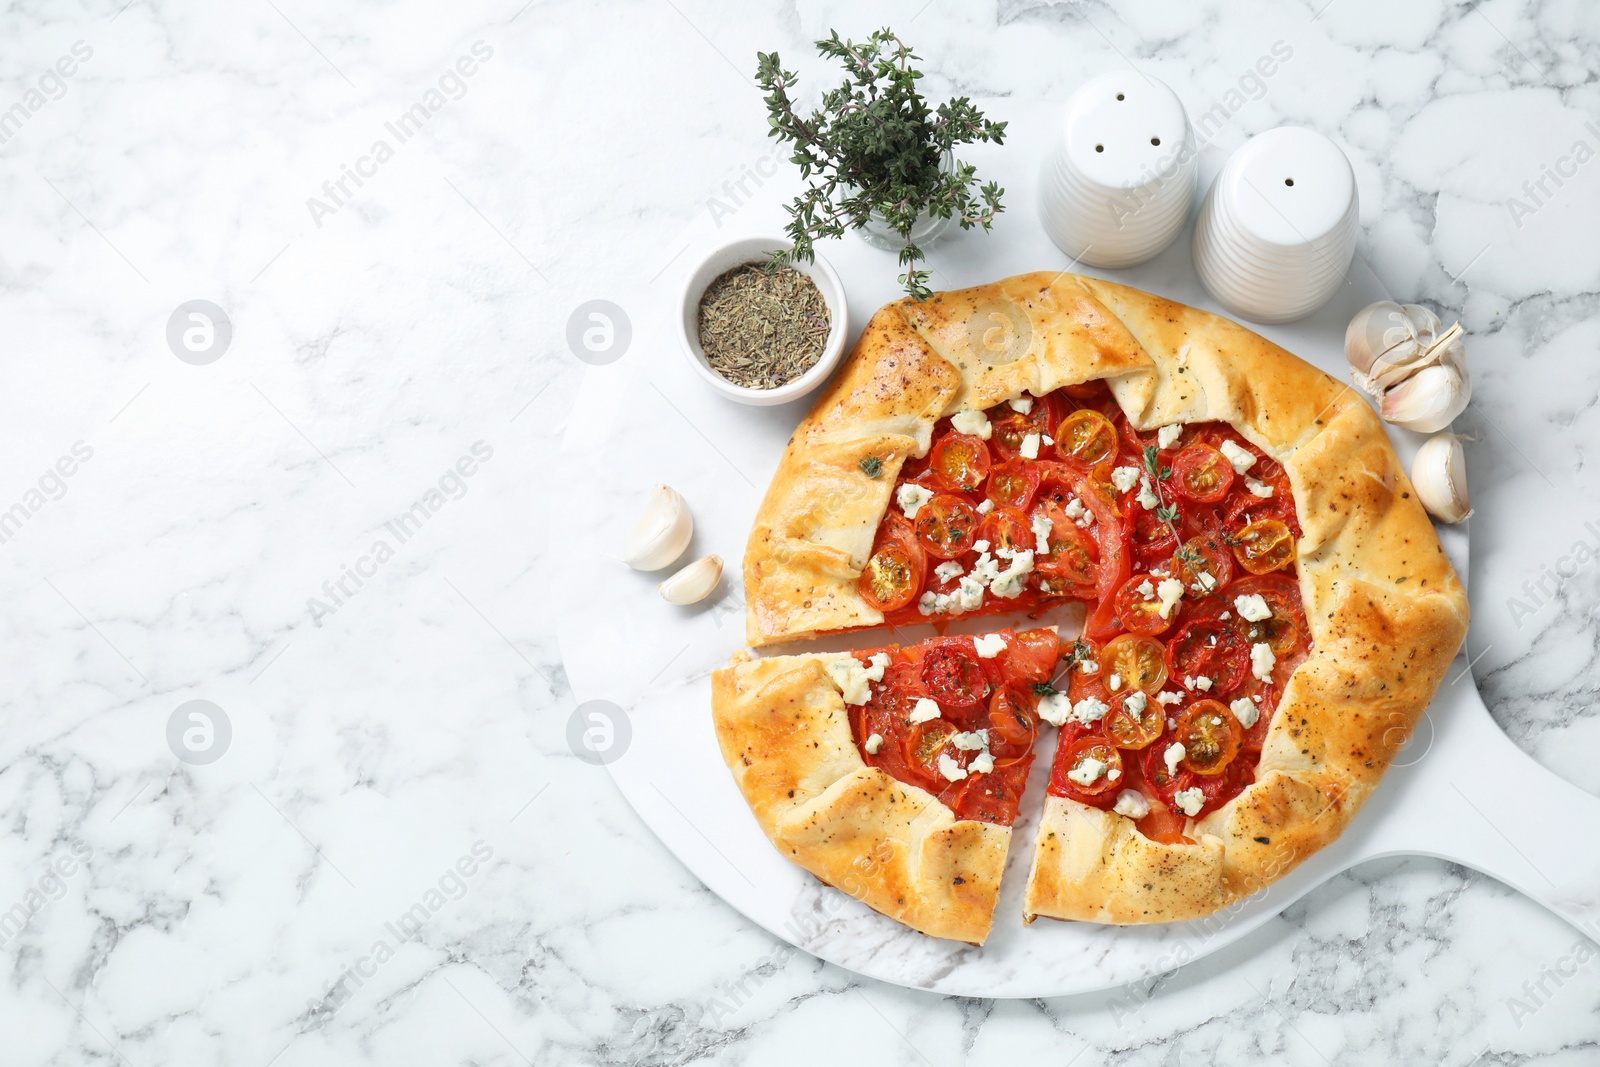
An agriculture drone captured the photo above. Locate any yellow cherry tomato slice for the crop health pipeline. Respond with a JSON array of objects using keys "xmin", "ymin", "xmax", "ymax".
[{"xmin": 1232, "ymin": 519, "xmax": 1296, "ymax": 575}]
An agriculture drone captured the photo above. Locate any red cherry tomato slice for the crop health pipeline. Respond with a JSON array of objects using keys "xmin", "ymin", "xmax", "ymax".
[
  {"xmin": 928, "ymin": 431, "xmax": 992, "ymax": 492},
  {"xmin": 856, "ymin": 518, "xmax": 927, "ymax": 612},
  {"xmin": 1055, "ymin": 409, "xmax": 1119, "ymax": 470},
  {"xmin": 914, "ymin": 493, "xmax": 980, "ymax": 559},
  {"xmin": 903, "ymin": 719, "xmax": 957, "ymax": 782},
  {"xmin": 1232, "ymin": 518, "xmax": 1296, "ymax": 575},
  {"xmin": 1171, "ymin": 444, "xmax": 1235, "ymax": 504},
  {"xmin": 1175, "ymin": 699, "xmax": 1244, "ymax": 776},
  {"xmin": 919, "ymin": 640, "xmax": 986, "ymax": 708},
  {"xmin": 986, "ymin": 458, "xmax": 1040, "ymax": 511},
  {"xmin": 1052, "ymin": 735, "xmax": 1124, "ymax": 803},
  {"xmin": 1113, "ymin": 573, "xmax": 1178, "ymax": 636},
  {"xmin": 987, "ymin": 685, "xmax": 1039, "ymax": 751},
  {"xmin": 1171, "ymin": 533, "xmax": 1234, "ymax": 597},
  {"xmin": 1000, "ymin": 628, "xmax": 1060, "ymax": 686},
  {"xmin": 1229, "ymin": 574, "xmax": 1308, "ymax": 658},
  {"xmin": 1165, "ymin": 617, "xmax": 1251, "ymax": 696},
  {"xmin": 977, "ymin": 507, "xmax": 1034, "ymax": 557}
]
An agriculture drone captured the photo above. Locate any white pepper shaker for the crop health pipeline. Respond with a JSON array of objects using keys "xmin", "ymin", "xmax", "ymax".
[
  {"xmin": 1193, "ymin": 126, "xmax": 1359, "ymax": 324},
  {"xmin": 1039, "ymin": 71, "xmax": 1197, "ymax": 269}
]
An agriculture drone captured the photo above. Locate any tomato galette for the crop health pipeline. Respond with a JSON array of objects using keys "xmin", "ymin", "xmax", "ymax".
[{"xmin": 713, "ymin": 272, "xmax": 1468, "ymax": 941}]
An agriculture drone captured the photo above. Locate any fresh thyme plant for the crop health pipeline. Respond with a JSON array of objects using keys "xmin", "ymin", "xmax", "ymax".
[{"xmin": 756, "ymin": 29, "xmax": 1007, "ymax": 300}]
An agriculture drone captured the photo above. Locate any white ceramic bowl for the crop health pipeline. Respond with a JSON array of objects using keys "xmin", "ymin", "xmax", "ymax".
[{"xmin": 678, "ymin": 234, "xmax": 850, "ymax": 407}]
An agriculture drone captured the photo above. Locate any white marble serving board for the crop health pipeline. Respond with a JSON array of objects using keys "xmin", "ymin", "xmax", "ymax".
[{"xmin": 552, "ymin": 100, "xmax": 1600, "ymax": 997}]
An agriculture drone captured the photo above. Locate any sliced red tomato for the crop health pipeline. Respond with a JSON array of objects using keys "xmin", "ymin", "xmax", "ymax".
[
  {"xmin": 1033, "ymin": 515, "xmax": 1099, "ymax": 599},
  {"xmin": 1054, "ymin": 409, "xmax": 1119, "ymax": 470},
  {"xmin": 914, "ymin": 493, "xmax": 980, "ymax": 559},
  {"xmin": 1171, "ymin": 444, "xmax": 1235, "ymax": 503},
  {"xmin": 977, "ymin": 507, "xmax": 1034, "ymax": 557},
  {"xmin": 1051, "ymin": 736, "xmax": 1124, "ymax": 804},
  {"xmin": 945, "ymin": 758, "xmax": 1030, "ymax": 825},
  {"xmin": 1112, "ymin": 573, "xmax": 1178, "ymax": 636},
  {"xmin": 999, "ymin": 629, "xmax": 1060, "ymax": 685},
  {"xmin": 1136, "ymin": 798, "xmax": 1192, "ymax": 843},
  {"xmin": 1176, "ymin": 699, "xmax": 1243, "ymax": 776},
  {"xmin": 1171, "ymin": 533, "xmax": 1233, "ymax": 597},
  {"xmin": 1232, "ymin": 518, "xmax": 1296, "ymax": 575},
  {"xmin": 857, "ymin": 518, "xmax": 927, "ymax": 612},
  {"xmin": 1165, "ymin": 617, "xmax": 1251, "ymax": 696},
  {"xmin": 1099, "ymin": 633, "xmax": 1167, "ymax": 696},
  {"xmin": 919, "ymin": 640, "xmax": 986, "ymax": 708},
  {"xmin": 985, "ymin": 458, "xmax": 1039, "ymax": 511},
  {"xmin": 1037, "ymin": 462, "xmax": 1128, "ymax": 640},
  {"xmin": 1229, "ymin": 574, "xmax": 1308, "ymax": 658},
  {"xmin": 929, "ymin": 431, "xmax": 992, "ymax": 492},
  {"xmin": 903, "ymin": 719, "xmax": 957, "ymax": 783},
  {"xmin": 1103, "ymin": 690, "xmax": 1165, "ymax": 749},
  {"xmin": 987, "ymin": 685, "xmax": 1039, "ymax": 751}
]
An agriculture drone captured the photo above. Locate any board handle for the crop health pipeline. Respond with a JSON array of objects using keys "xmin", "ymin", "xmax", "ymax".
[{"xmin": 1387, "ymin": 678, "xmax": 1600, "ymax": 940}]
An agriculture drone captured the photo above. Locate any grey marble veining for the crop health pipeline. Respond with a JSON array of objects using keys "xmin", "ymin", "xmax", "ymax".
[{"xmin": 2, "ymin": 0, "xmax": 1598, "ymax": 1063}]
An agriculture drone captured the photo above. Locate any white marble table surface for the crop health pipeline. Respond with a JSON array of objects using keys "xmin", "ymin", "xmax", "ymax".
[{"xmin": 5, "ymin": 0, "xmax": 1599, "ymax": 1063}]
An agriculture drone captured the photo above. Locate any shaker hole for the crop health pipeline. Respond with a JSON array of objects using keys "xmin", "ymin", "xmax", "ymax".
[
  {"xmin": 1095, "ymin": 144, "xmax": 1104, "ymax": 153},
  {"xmin": 1116, "ymin": 93, "xmax": 1125, "ymax": 101},
  {"xmin": 1150, "ymin": 137, "xmax": 1161, "ymax": 146},
  {"xmin": 1285, "ymin": 178, "xmax": 1295, "ymax": 186}
]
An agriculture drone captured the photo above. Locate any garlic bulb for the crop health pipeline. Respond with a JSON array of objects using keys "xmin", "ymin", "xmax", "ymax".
[
  {"xmin": 1380, "ymin": 363, "xmax": 1470, "ymax": 433},
  {"xmin": 660, "ymin": 554, "xmax": 723, "ymax": 605},
  {"xmin": 621, "ymin": 485, "xmax": 693, "ymax": 571},
  {"xmin": 1346, "ymin": 302, "xmax": 1469, "ymax": 404},
  {"xmin": 1411, "ymin": 433, "xmax": 1472, "ymax": 524}
]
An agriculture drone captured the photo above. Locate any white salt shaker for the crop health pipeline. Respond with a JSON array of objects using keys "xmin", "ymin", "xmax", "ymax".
[
  {"xmin": 1039, "ymin": 71, "xmax": 1197, "ymax": 269},
  {"xmin": 1193, "ymin": 126, "xmax": 1359, "ymax": 324}
]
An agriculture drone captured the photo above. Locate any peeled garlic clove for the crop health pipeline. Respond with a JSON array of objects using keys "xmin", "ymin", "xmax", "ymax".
[
  {"xmin": 1411, "ymin": 433, "xmax": 1472, "ymax": 524},
  {"xmin": 621, "ymin": 485, "xmax": 693, "ymax": 571},
  {"xmin": 1380, "ymin": 363, "xmax": 1471, "ymax": 433},
  {"xmin": 1346, "ymin": 301, "xmax": 1442, "ymax": 398},
  {"xmin": 660, "ymin": 554, "xmax": 722, "ymax": 605}
]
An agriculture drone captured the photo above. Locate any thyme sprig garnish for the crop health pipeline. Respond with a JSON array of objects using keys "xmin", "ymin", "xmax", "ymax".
[{"xmin": 756, "ymin": 29, "xmax": 1007, "ymax": 300}]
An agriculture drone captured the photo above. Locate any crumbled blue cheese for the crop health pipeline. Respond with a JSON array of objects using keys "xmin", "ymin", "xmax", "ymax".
[
  {"xmin": 1245, "ymin": 477, "xmax": 1274, "ymax": 498},
  {"xmin": 1073, "ymin": 695, "xmax": 1110, "ymax": 723},
  {"xmin": 951, "ymin": 409, "xmax": 992, "ymax": 439},
  {"xmin": 973, "ymin": 539, "xmax": 991, "ymax": 553},
  {"xmin": 1251, "ymin": 642, "xmax": 1276, "ymax": 683},
  {"xmin": 1111, "ymin": 465, "xmax": 1143, "ymax": 493},
  {"xmin": 1156, "ymin": 578, "xmax": 1185, "ymax": 619},
  {"xmin": 1230, "ymin": 697, "xmax": 1260, "ymax": 729},
  {"xmin": 937, "ymin": 753, "xmax": 968, "ymax": 782},
  {"xmin": 918, "ymin": 590, "xmax": 950, "ymax": 616},
  {"xmin": 1157, "ymin": 424, "xmax": 1182, "ymax": 449},
  {"xmin": 1194, "ymin": 675, "xmax": 1213, "ymax": 692},
  {"xmin": 1123, "ymin": 691, "xmax": 1148, "ymax": 714},
  {"xmin": 1219, "ymin": 439, "xmax": 1257, "ymax": 474},
  {"xmin": 1031, "ymin": 511, "xmax": 1053, "ymax": 553},
  {"xmin": 1156, "ymin": 690, "xmax": 1183, "ymax": 705},
  {"xmin": 1192, "ymin": 570, "xmax": 1218, "ymax": 594},
  {"xmin": 934, "ymin": 560, "xmax": 965, "ymax": 582},
  {"xmin": 1164, "ymin": 741, "xmax": 1185, "ymax": 776},
  {"xmin": 908, "ymin": 697, "xmax": 942, "ymax": 724},
  {"xmin": 989, "ymin": 549, "xmax": 1035, "ymax": 599},
  {"xmin": 826, "ymin": 653, "xmax": 889, "ymax": 705},
  {"xmin": 954, "ymin": 575, "xmax": 987, "ymax": 612},
  {"xmin": 1235, "ymin": 593, "xmax": 1271, "ymax": 622},
  {"xmin": 970, "ymin": 751, "xmax": 995, "ymax": 775},
  {"xmin": 1107, "ymin": 767, "xmax": 1122, "ymax": 782},
  {"xmin": 1067, "ymin": 756, "xmax": 1106, "ymax": 787},
  {"xmin": 1173, "ymin": 787, "xmax": 1204, "ymax": 816},
  {"xmin": 864, "ymin": 733, "xmax": 884, "ymax": 755},
  {"xmin": 1037, "ymin": 690, "xmax": 1073, "ymax": 726},
  {"xmin": 973, "ymin": 633, "xmax": 1007, "ymax": 658},
  {"xmin": 950, "ymin": 729, "xmax": 990, "ymax": 751},
  {"xmin": 1008, "ymin": 396, "xmax": 1034, "ymax": 414},
  {"xmin": 1107, "ymin": 674, "xmax": 1122, "ymax": 691},
  {"xmin": 1137, "ymin": 475, "xmax": 1161, "ymax": 510},
  {"xmin": 897, "ymin": 483, "xmax": 933, "ymax": 519},
  {"xmin": 1136, "ymin": 579, "xmax": 1155, "ymax": 598},
  {"xmin": 1113, "ymin": 789, "xmax": 1151, "ymax": 819},
  {"xmin": 1019, "ymin": 432, "xmax": 1041, "ymax": 459},
  {"xmin": 976, "ymin": 499, "xmax": 994, "ymax": 515},
  {"xmin": 1079, "ymin": 659, "xmax": 1099, "ymax": 675}
]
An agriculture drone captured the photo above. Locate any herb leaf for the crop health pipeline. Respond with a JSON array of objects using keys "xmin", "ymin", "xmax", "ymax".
[
  {"xmin": 859, "ymin": 455, "xmax": 883, "ymax": 479},
  {"xmin": 1031, "ymin": 682, "xmax": 1057, "ymax": 697},
  {"xmin": 756, "ymin": 29, "xmax": 1007, "ymax": 300}
]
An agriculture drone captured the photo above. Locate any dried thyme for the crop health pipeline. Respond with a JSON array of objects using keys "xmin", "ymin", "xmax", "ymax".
[{"xmin": 696, "ymin": 262, "xmax": 830, "ymax": 389}]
